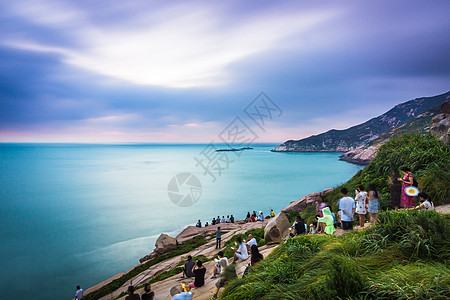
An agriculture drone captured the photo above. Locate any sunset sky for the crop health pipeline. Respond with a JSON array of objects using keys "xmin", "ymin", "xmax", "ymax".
[{"xmin": 1, "ymin": 0, "xmax": 449, "ymax": 143}]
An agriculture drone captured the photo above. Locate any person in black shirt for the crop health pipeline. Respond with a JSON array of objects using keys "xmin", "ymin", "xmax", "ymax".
[
  {"xmin": 289, "ymin": 215, "xmax": 306, "ymax": 237},
  {"xmin": 125, "ymin": 286, "xmax": 140, "ymax": 300},
  {"xmin": 189, "ymin": 260, "xmax": 206, "ymax": 288},
  {"xmin": 182, "ymin": 255, "xmax": 195, "ymax": 278},
  {"xmin": 141, "ymin": 283, "xmax": 154, "ymax": 300}
]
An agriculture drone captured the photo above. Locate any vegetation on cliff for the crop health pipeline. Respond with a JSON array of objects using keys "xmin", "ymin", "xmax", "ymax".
[
  {"xmin": 326, "ymin": 133, "xmax": 450, "ymax": 210},
  {"xmin": 220, "ymin": 211, "xmax": 450, "ymax": 299}
]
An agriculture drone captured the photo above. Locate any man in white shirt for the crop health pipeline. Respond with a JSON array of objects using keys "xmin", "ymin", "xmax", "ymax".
[
  {"xmin": 339, "ymin": 187, "xmax": 356, "ymax": 230},
  {"xmin": 246, "ymin": 234, "xmax": 257, "ymax": 250},
  {"xmin": 74, "ymin": 285, "xmax": 83, "ymax": 300},
  {"xmin": 233, "ymin": 236, "xmax": 248, "ymax": 262}
]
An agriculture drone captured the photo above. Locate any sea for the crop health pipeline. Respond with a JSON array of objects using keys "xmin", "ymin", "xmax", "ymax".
[{"xmin": 0, "ymin": 143, "xmax": 363, "ymax": 300}]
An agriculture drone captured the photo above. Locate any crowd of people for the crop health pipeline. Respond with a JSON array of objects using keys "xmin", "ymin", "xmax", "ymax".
[
  {"xmin": 76, "ymin": 167, "xmax": 435, "ymax": 299},
  {"xmin": 290, "ymin": 166, "xmax": 435, "ymax": 236},
  {"xmin": 194, "ymin": 209, "xmax": 276, "ymax": 229}
]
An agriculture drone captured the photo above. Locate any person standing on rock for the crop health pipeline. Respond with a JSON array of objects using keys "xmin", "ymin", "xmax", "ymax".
[
  {"xmin": 74, "ymin": 285, "xmax": 83, "ymax": 300},
  {"xmin": 399, "ymin": 166, "xmax": 416, "ymax": 208},
  {"xmin": 355, "ymin": 185, "xmax": 368, "ymax": 227},
  {"xmin": 215, "ymin": 227, "xmax": 222, "ymax": 249},
  {"xmin": 389, "ymin": 170, "xmax": 402, "ymax": 211},
  {"xmin": 367, "ymin": 183, "xmax": 381, "ymax": 223},
  {"xmin": 339, "ymin": 188, "xmax": 356, "ymax": 230}
]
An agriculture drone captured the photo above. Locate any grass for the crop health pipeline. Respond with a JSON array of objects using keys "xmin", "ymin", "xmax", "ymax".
[
  {"xmin": 323, "ymin": 133, "xmax": 450, "ymax": 212},
  {"xmin": 220, "ymin": 211, "xmax": 450, "ymax": 300},
  {"xmin": 83, "ymin": 235, "xmax": 207, "ymax": 300}
]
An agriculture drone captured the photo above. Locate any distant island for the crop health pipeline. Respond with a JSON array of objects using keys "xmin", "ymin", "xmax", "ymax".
[{"xmin": 216, "ymin": 146, "xmax": 253, "ymax": 152}]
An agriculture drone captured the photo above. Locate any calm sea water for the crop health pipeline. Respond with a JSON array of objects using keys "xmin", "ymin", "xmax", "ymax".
[{"xmin": 0, "ymin": 144, "xmax": 362, "ymax": 299}]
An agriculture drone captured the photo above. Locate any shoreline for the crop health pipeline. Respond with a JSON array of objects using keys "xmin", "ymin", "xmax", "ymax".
[{"xmin": 82, "ymin": 188, "xmax": 329, "ymax": 299}]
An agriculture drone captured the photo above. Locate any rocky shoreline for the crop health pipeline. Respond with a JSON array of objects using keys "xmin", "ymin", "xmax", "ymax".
[{"xmin": 83, "ymin": 188, "xmax": 331, "ymax": 299}]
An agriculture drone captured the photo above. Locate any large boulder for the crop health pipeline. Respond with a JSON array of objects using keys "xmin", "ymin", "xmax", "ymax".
[
  {"xmin": 154, "ymin": 233, "xmax": 177, "ymax": 255},
  {"xmin": 281, "ymin": 188, "xmax": 333, "ymax": 214},
  {"xmin": 264, "ymin": 212, "xmax": 291, "ymax": 244}
]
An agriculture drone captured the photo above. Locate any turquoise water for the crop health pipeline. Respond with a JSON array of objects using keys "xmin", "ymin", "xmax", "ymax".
[{"xmin": 0, "ymin": 144, "xmax": 362, "ymax": 299}]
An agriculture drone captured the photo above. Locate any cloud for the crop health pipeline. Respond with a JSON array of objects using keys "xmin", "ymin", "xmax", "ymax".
[{"xmin": 1, "ymin": 1, "xmax": 342, "ymax": 88}]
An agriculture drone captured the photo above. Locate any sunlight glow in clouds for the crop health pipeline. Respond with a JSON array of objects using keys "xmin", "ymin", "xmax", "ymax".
[{"xmin": 4, "ymin": 1, "xmax": 341, "ymax": 88}]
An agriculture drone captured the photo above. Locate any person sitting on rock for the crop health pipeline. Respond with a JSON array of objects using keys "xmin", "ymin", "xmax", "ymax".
[
  {"xmin": 211, "ymin": 218, "xmax": 216, "ymax": 225},
  {"xmin": 226, "ymin": 215, "xmax": 230, "ymax": 223},
  {"xmin": 250, "ymin": 215, "xmax": 256, "ymax": 222},
  {"xmin": 216, "ymin": 216, "xmax": 221, "ymax": 224},
  {"xmin": 221, "ymin": 216, "xmax": 226, "ymax": 223},
  {"xmin": 411, "ymin": 192, "xmax": 435, "ymax": 211},
  {"xmin": 270, "ymin": 209, "xmax": 275, "ymax": 217},
  {"xmin": 170, "ymin": 285, "xmax": 192, "ymax": 300},
  {"xmin": 181, "ymin": 255, "xmax": 195, "ymax": 279},
  {"xmin": 246, "ymin": 234, "xmax": 257, "ymax": 249},
  {"xmin": 257, "ymin": 211, "xmax": 264, "ymax": 221},
  {"xmin": 189, "ymin": 260, "xmax": 206, "ymax": 289},
  {"xmin": 195, "ymin": 220, "xmax": 201, "ymax": 228},
  {"xmin": 230, "ymin": 215, "xmax": 235, "ymax": 223},
  {"xmin": 245, "ymin": 212, "xmax": 251, "ymax": 222},
  {"xmin": 250, "ymin": 244, "xmax": 264, "ymax": 266},
  {"xmin": 125, "ymin": 285, "xmax": 140, "ymax": 300},
  {"xmin": 141, "ymin": 283, "xmax": 155, "ymax": 300},
  {"xmin": 211, "ymin": 264, "xmax": 237, "ymax": 299},
  {"xmin": 315, "ymin": 207, "xmax": 336, "ymax": 235},
  {"xmin": 290, "ymin": 215, "xmax": 306, "ymax": 237},
  {"xmin": 211, "ymin": 251, "xmax": 228, "ymax": 279},
  {"xmin": 233, "ymin": 236, "xmax": 249, "ymax": 263},
  {"xmin": 205, "ymin": 222, "xmax": 209, "ymax": 227}
]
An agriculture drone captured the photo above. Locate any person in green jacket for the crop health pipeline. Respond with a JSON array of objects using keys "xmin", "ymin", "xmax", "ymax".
[{"xmin": 316, "ymin": 207, "xmax": 336, "ymax": 235}]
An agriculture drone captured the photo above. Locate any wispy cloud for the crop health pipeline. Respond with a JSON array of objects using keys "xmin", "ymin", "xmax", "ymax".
[{"xmin": 2, "ymin": 1, "xmax": 342, "ymax": 88}]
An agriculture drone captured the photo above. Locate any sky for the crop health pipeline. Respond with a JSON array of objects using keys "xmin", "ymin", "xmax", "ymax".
[{"xmin": 0, "ymin": 0, "xmax": 449, "ymax": 143}]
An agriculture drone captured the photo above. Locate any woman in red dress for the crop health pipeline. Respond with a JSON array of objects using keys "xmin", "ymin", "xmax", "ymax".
[{"xmin": 399, "ymin": 166, "xmax": 416, "ymax": 208}]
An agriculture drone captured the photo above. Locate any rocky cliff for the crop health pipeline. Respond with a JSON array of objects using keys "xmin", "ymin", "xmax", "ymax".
[{"xmin": 272, "ymin": 91, "xmax": 450, "ymax": 153}]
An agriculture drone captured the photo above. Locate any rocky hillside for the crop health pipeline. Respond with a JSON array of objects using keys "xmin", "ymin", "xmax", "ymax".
[
  {"xmin": 272, "ymin": 91, "xmax": 450, "ymax": 152},
  {"xmin": 339, "ymin": 99, "xmax": 450, "ymax": 165}
]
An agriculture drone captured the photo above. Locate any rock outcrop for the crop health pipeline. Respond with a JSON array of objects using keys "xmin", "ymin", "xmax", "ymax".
[
  {"xmin": 282, "ymin": 189, "xmax": 333, "ymax": 214},
  {"xmin": 264, "ymin": 212, "xmax": 291, "ymax": 244},
  {"xmin": 338, "ymin": 145, "xmax": 379, "ymax": 165},
  {"xmin": 139, "ymin": 233, "xmax": 177, "ymax": 263},
  {"xmin": 155, "ymin": 233, "xmax": 177, "ymax": 255},
  {"xmin": 430, "ymin": 100, "xmax": 450, "ymax": 144}
]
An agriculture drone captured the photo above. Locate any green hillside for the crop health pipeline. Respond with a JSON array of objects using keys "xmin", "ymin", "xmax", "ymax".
[{"xmin": 222, "ymin": 133, "xmax": 450, "ymax": 299}]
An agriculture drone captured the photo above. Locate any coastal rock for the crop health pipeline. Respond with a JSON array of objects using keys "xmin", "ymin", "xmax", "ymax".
[
  {"xmin": 281, "ymin": 189, "xmax": 333, "ymax": 214},
  {"xmin": 154, "ymin": 233, "xmax": 177, "ymax": 255},
  {"xmin": 264, "ymin": 212, "xmax": 290, "ymax": 244},
  {"xmin": 430, "ymin": 100, "xmax": 450, "ymax": 144},
  {"xmin": 338, "ymin": 145, "xmax": 379, "ymax": 165}
]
